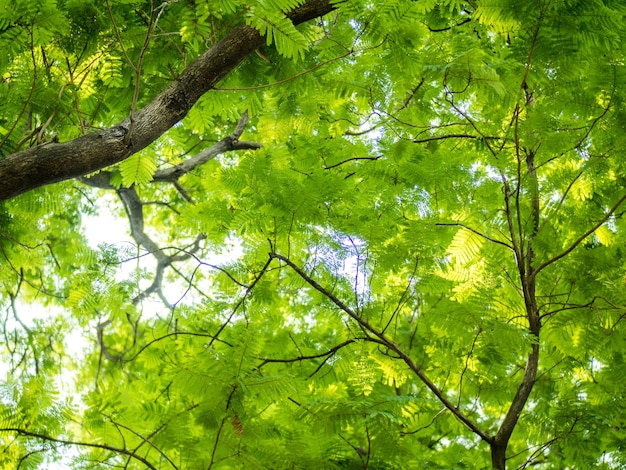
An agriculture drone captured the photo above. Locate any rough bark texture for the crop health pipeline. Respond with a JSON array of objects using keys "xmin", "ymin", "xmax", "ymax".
[{"xmin": 0, "ymin": 0, "xmax": 336, "ymax": 201}]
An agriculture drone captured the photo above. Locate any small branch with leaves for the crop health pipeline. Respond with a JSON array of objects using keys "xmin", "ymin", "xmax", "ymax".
[
  {"xmin": 0, "ymin": 427, "xmax": 160, "ymax": 470},
  {"xmin": 81, "ymin": 113, "xmax": 261, "ymax": 364},
  {"xmin": 268, "ymin": 251, "xmax": 493, "ymax": 444}
]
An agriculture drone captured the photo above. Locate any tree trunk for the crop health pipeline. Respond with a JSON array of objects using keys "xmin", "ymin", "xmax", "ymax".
[{"xmin": 491, "ymin": 443, "xmax": 507, "ymax": 470}]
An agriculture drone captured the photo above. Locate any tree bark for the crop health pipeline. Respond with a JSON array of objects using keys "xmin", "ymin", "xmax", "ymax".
[
  {"xmin": 490, "ymin": 343, "xmax": 539, "ymax": 470},
  {"xmin": 490, "ymin": 149, "xmax": 542, "ymax": 469},
  {"xmin": 0, "ymin": 0, "xmax": 336, "ymax": 201}
]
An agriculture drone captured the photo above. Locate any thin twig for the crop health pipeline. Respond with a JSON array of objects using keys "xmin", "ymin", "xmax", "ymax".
[
  {"xmin": 531, "ymin": 192, "xmax": 626, "ymax": 281},
  {"xmin": 214, "ymin": 50, "xmax": 353, "ymax": 91},
  {"xmin": 436, "ymin": 223, "xmax": 513, "ymax": 250},
  {"xmin": 0, "ymin": 428, "xmax": 159, "ymax": 470}
]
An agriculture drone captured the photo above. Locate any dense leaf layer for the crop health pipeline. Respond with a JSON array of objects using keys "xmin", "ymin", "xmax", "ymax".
[{"xmin": 1, "ymin": 0, "xmax": 626, "ymax": 468}]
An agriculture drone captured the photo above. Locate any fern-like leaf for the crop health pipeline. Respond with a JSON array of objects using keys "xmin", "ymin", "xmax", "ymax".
[
  {"xmin": 446, "ymin": 227, "xmax": 484, "ymax": 265},
  {"xmin": 120, "ymin": 152, "xmax": 157, "ymax": 186},
  {"xmin": 246, "ymin": 8, "xmax": 309, "ymax": 60}
]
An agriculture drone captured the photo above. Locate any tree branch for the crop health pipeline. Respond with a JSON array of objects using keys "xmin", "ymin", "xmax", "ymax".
[
  {"xmin": 209, "ymin": 257, "xmax": 274, "ymax": 346},
  {"xmin": 152, "ymin": 111, "xmax": 261, "ymax": 183},
  {"xmin": 530, "ymin": 192, "xmax": 626, "ymax": 281},
  {"xmin": 101, "ymin": 414, "xmax": 178, "ymax": 470},
  {"xmin": 269, "ymin": 252, "xmax": 493, "ymax": 444},
  {"xmin": 257, "ymin": 339, "xmax": 357, "ymax": 367},
  {"xmin": 0, "ymin": 427, "xmax": 159, "ymax": 470},
  {"xmin": 436, "ymin": 222, "xmax": 513, "ymax": 250},
  {"xmin": 0, "ymin": 0, "xmax": 337, "ymax": 201},
  {"xmin": 323, "ymin": 155, "xmax": 382, "ymax": 170},
  {"xmin": 257, "ymin": 338, "xmax": 359, "ymax": 377}
]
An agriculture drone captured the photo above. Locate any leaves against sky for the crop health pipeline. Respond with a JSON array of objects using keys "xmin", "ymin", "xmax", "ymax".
[{"xmin": 1, "ymin": 0, "xmax": 626, "ymax": 468}]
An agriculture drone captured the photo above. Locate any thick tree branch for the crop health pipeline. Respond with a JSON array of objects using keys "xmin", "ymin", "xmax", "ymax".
[
  {"xmin": 491, "ymin": 343, "xmax": 539, "ymax": 466},
  {"xmin": 0, "ymin": 0, "xmax": 337, "ymax": 201},
  {"xmin": 80, "ymin": 111, "xmax": 260, "ymax": 194}
]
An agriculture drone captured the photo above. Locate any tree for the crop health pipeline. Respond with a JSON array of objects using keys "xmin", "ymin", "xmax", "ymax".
[{"xmin": 1, "ymin": 0, "xmax": 626, "ymax": 468}]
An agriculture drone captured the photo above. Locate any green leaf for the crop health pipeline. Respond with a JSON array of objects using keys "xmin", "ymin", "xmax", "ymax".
[
  {"xmin": 246, "ymin": 8, "xmax": 309, "ymax": 60},
  {"xmin": 119, "ymin": 152, "xmax": 157, "ymax": 186}
]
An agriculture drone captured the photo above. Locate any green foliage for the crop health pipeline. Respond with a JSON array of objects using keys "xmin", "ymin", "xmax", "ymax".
[
  {"xmin": 119, "ymin": 152, "xmax": 157, "ymax": 186},
  {"xmin": 2, "ymin": 0, "xmax": 626, "ymax": 468},
  {"xmin": 246, "ymin": 5, "xmax": 310, "ymax": 60}
]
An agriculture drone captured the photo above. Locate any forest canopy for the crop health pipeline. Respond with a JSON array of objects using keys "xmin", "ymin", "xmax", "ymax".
[{"xmin": 1, "ymin": 0, "xmax": 626, "ymax": 468}]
